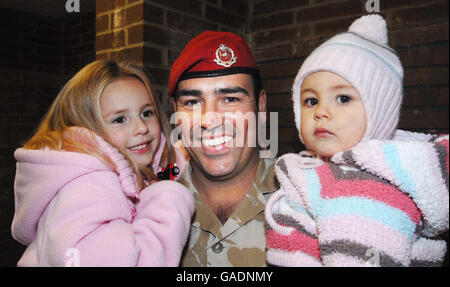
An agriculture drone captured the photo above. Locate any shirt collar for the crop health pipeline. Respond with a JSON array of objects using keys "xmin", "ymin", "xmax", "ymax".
[{"xmin": 178, "ymin": 158, "xmax": 278, "ymax": 238}]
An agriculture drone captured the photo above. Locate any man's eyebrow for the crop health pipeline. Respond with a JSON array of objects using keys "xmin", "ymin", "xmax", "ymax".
[
  {"xmin": 178, "ymin": 89, "xmax": 202, "ymax": 97},
  {"xmin": 218, "ymin": 86, "xmax": 249, "ymax": 96}
]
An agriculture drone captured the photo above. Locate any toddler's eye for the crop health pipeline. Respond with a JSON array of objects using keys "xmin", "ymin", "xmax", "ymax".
[
  {"xmin": 337, "ymin": 95, "xmax": 352, "ymax": 104},
  {"xmin": 112, "ymin": 116, "xmax": 125, "ymax": 124},
  {"xmin": 303, "ymin": 98, "xmax": 318, "ymax": 107}
]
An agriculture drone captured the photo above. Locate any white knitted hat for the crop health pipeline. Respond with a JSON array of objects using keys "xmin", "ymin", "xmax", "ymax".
[{"xmin": 292, "ymin": 14, "xmax": 404, "ymax": 142}]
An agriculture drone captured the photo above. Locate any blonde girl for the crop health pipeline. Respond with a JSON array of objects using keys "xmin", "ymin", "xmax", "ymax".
[{"xmin": 11, "ymin": 60, "xmax": 194, "ymax": 266}]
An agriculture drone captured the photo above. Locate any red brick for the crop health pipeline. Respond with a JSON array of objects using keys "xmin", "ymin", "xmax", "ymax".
[
  {"xmin": 110, "ymin": 46, "xmax": 143, "ymax": 62},
  {"xmin": 147, "ymin": 67, "xmax": 169, "ymax": 86},
  {"xmin": 390, "ymin": 2, "xmax": 449, "ymax": 26},
  {"xmin": 253, "ymin": 39, "xmax": 324, "ymax": 62},
  {"xmin": 403, "ymin": 86, "xmax": 449, "ymax": 107},
  {"xmin": 96, "ymin": 14, "xmax": 109, "ymax": 33},
  {"xmin": 128, "ymin": 24, "xmax": 143, "ymax": 45},
  {"xmin": 389, "ymin": 23, "xmax": 449, "ymax": 47},
  {"xmin": 276, "ymin": 109, "xmax": 296, "ymax": 128},
  {"xmin": 313, "ymin": 16, "xmax": 356, "ymax": 38},
  {"xmin": 267, "ymin": 93, "xmax": 295, "ymax": 110},
  {"xmin": 144, "ymin": 24, "xmax": 192, "ymax": 48},
  {"xmin": 96, "ymin": 51, "xmax": 109, "ymax": 60},
  {"xmin": 96, "ymin": 32, "xmax": 112, "ymax": 51},
  {"xmin": 96, "ymin": 0, "xmax": 114, "ymax": 14},
  {"xmin": 143, "ymin": 46, "xmax": 162, "ymax": 65},
  {"xmin": 222, "ymin": 0, "xmax": 249, "ymax": 16},
  {"xmin": 254, "ymin": 0, "xmax": 308, "ymax": 15},
  {"xmin": 278, "ymin": 127, "xmax": 300, "ymax": 143},
  {"xmin": 264, "ymin": 77, "xmax": 295, "ymax": 94},
  {"xmin": 147, "ymin": 0, "xmax": 201, "ymax": 16},
  {"xmin": 126, "ymin": 3, "xmax": 144, "ymax": 24},
  {"xmin": 143, "ymin": 3, "xmax": 164, "ymax": 25},
  {"xmin": 399, "ymin": 108, "xmax": 449, "ymax": 129},
  {"xmin": 250, "ymin": 12, "xmax": 294, "ymax": 32},
  {"xmin": 296, "ymin": 0, "xmax": 362, "ymax": 23},
  {"xmin": 398, "ymin": 44, "xmax": 449, "ymax": 68},
  {"xmin": 167, "ymin": 11, "xmax": 217, "ymax": 33},
  {"xmin": 167, "ymin": 48, "xmax": 182, "ymax": 66},
  {"xmin": 404, "ymin": 67, "xmax": 449, "ymax": 86},
  {"xmin": 253, "ymin": 26, "xmax": 311, "ymax": 46},
  {"xmin": 205, "ymin": 5, "xmax": 246, "ymax": 29},
  {"xmin": 96, "ymin": 30, "xmax": 125, "ymax": 51},
  {"xmin": 381, "ymin": 0, "xmax": 430, "ymax": 10},
  {"xmin": 253, "ymin": 44, "xmax": 294, "ymax": 62},
  {"xmin": 259, "ymin": 60, "xmax": 301, "ymax": 78}
]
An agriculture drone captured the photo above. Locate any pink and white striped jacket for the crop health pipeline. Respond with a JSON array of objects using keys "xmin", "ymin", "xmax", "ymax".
[{"xmin": 266, "ymin": 130, "xmax": 449, "ymax": 267}]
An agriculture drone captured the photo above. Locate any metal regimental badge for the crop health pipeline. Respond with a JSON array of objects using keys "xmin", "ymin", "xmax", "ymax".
[{"xmin": 213, "ymin": 44, "xmax": 237, "ymax": 67}]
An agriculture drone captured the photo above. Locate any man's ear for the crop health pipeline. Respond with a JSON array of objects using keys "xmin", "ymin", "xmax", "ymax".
[
  {"xmin": 173, "ymin": 99, "xmax": 177, "ymax": 112},
  {"xmin": 258, "ymin": 89, "xmax": 267, "ymax": 113}
]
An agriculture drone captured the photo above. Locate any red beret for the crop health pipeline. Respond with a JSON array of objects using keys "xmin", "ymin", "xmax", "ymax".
[{"xmin": 168, "ymin": 31, "xmax": 259, "ymax": 97}]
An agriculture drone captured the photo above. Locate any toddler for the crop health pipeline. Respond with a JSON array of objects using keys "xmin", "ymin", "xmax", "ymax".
[
  {"xmin": 11, "ymin": 60, "xmax": 194, "ymax": 266},
  {"xmin": 265, "ymin": 15, "xmax": 449, "ymax": 267}
]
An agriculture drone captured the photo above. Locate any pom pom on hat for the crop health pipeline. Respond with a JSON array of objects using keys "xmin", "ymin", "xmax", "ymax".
[
  {"xmin": 348, "ymin": 14, "xmax": 388, "ymax": 46},
  {"xmin": 292, "ymin": 14, "xmax": 404, "ymax": 143}
]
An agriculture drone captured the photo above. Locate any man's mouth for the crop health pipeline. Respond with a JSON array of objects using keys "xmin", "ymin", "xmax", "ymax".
[{"xmin": 202, "ymin": 135, "xmax": 233, "ymax": 147}]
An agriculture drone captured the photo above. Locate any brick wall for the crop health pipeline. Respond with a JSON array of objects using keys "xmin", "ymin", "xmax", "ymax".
[
  {"xmin": 63, "ymin": 12, "xmax": 96, "ymax": 79},
  {"xmin": 250, "ymin": 0, "xmax": 449, "ymax": 155},
  {"xmin": 0, "ymin": 8, "xmax": 95, "ymax": 266},
  {"xmin": 0, "ymin": 8, "xmax": 63, "ymax": 266}
]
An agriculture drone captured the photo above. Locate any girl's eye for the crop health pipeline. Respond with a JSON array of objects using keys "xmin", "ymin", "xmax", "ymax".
[
  {"xmin": 112, "ymin": 116, "xmax": 125, "ymax": 124},
  {"xmin": 336, "ymin": 95, "xmax": 352, "ymax": 104},
  {"xmin": 303, "ymin": 98, "xmax": 318, "ymax": 107},
  {"xmin": 142, "ymin": 110, "xmax": 154, "ymax": 117}
]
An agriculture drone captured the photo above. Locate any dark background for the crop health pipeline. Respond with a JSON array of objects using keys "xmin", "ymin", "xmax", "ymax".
[{"xmin": 0, "ymin": 0, "xmax": 448, "ymax": 266}]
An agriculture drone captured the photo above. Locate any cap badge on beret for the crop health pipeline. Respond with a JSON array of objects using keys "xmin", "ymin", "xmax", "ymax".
[{"xmin": 214, "ymin": 44, "xmax": 237, "ymax": 67}]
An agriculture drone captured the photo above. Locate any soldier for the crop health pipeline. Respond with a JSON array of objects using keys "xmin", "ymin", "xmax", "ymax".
[{"xmin": 168, "ymin": 31, "xmax": 279, "ymax": 266}]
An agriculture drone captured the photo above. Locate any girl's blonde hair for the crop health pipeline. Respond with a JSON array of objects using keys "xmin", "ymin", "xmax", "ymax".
[{"xmin": 24, "ymin": 60, "xmax": 174, "ymax": 189}]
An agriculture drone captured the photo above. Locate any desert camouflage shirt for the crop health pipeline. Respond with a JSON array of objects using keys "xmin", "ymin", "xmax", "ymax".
[{"xmin": 178, "ymin": 158, "xmax": 278, "ymax": 267}]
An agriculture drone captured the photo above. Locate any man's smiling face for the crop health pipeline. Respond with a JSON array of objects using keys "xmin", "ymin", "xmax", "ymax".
[{"xmin": 174, "ymin": 73, "xmax": 265, "ymax": 181}]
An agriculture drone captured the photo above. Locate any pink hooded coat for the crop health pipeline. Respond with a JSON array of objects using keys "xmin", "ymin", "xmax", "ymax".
[{"xmin": 11, "ymin": 127, "xmax": 194, "ymax": 266}]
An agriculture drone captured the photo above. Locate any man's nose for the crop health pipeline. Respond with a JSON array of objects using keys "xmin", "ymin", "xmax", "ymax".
[{"xmin": 201, "ymin": 101, "xmax": 222, "ymax": 131}]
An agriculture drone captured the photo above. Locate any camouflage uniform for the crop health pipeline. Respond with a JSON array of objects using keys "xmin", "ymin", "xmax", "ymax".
[{"xmin": 179, "ymin": 158, "xmax": 278, "ymax": 267}]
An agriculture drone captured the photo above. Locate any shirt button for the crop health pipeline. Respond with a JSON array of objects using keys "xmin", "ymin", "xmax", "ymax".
[{"xmin": 212, "ymin": 242, "xmax": 224, "ymax": 253}]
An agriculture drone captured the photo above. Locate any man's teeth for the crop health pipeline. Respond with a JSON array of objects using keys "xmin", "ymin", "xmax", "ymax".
[
  {"xmin": 130, "ymin": 143, "xmax": 148, "ymax": 150},
  {"xmin": 202, "ymin": 136, "xmax": 233, "ymax": 147}
]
